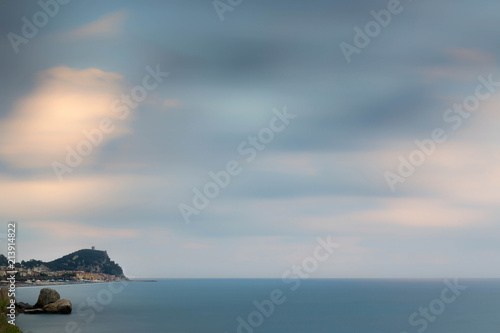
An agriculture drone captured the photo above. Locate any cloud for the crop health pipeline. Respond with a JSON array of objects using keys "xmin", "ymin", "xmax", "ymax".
[
  {"xmin": 423, "ymin": 48, "xmax": 497, "ymax": 82},
  {"xmin": 0, "ymin": 66, "xmax": 128, "ymax": 169},
  {"xmin": 340, "ymin": 198, "xmax": 487, "ymax": 228},
  {"xmin": 447, "ymin": 48, "xmax": 496, "ymax": 64},
  {"xmin": 0, "ymin": 173, "xmax": 178, "ymax": 221},
  {"xmin": 254, "ymin": 153, "xmax": 320, "ymax": 176},
  {"xmin": 65, "ymin": 10, "xmax": 127, "ymax": 39},
  {"xmin": 162, "ymin": 99, "xmax": 182, "ymax": 108},
  {"xmin": 0, "ymin": 176, "xmax": 116, "ymax": 220},
  {"xmin": 241, "ymin": 195, "xmax": 486, "ymax": 236},
  {"xmin": 27, "ymin": 221, "xmax": 138, "ymax": 239},
  {"xmin": 407, "ymin": 142, "xmax": 500, "ymax": 206},
  {"xmin": 182, "ymin": 242, "xmax": 214, "ymax": 250},
  {"xmin": 394, "ymin": 93, "xmax": 500, "ymax": 206}
]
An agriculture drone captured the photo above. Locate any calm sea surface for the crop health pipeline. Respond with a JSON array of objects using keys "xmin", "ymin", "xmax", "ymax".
[{"xmin": 15, "ymin": 279, "xmax": 500, "ymax": 333}]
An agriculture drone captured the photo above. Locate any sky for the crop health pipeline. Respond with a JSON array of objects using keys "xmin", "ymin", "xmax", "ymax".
[{"xmin": 0, "ymin": 0, "xmax": 499, "ymax": 278}]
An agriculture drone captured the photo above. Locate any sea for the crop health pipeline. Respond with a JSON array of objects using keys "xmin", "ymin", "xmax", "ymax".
[{"xmin": 14, "ymin": 279, "xmax": 500, "ymax": 333}]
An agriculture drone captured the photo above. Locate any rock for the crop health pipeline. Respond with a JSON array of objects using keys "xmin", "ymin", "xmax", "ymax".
[
  {"xmin": 16, "ymin": 302, "xmax": 33, "ymax": 312},
  {"xmin": 43, "ymin": 299, "xmax": 72, "ymax": 314},
  {"xmin": 34, "ymin": 288, "xmax": 60, "ymax": 308},
  {"xmin": 24, "ymin": 288, "xmax": 72, "ymax": 314},
  {"xmin": 16, "ymin": 302, "xmax": 32, "ymax": 309},
  {"xmin": 24, "ymin": 308, "xmax": 44, "ymax": 314}
]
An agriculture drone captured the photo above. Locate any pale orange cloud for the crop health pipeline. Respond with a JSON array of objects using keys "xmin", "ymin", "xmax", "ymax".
[
  {"xmin": 0, "ymin": 174, "xmax": 175, "ymax": 220},
  {"xmin": 447, "ymin": 48, "xmax": 496, "ymax": 64},
  {"xmin": 423, "ymin": 48, "xmax": 497, "ymax": 82},
  {"xmin": 27, "ymin": 221, "xmax": 138, "ymax": 239},
  {"xmin": 401, "ymin": 93, "xmax": 500, "ymax": 205},
  {"xmin": 407, "ymin": 142, "xmax": 500, "ymax": 206},
  {"xmin": 65, "ymin": 10, "xmax": 127, "ymax": 39},
  {"xmin": 344, "ymin": 198, "xmax": 487, "ymax": 228},
  {"xmin": 163, "ymin": 99, "xmax": 182, "ymax": 108},
  {"xmin": 0, "ymin": 66, "xmax": 128, "ymax": 169},
  {"xmin": 281, "ymin": 196, "xmax": 485, "ymax": 232}
]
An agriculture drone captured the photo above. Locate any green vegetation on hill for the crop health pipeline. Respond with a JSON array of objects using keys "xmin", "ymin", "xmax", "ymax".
[
  {"xmin": 19, "ymin": 259, "xmax": 44, "ymax": 269},
  {"xmin": 46, "ymin": 249, "xmax": 124, "ymax": 277},
  {"xmin": 1, "ymin": 249, "xmax": 125, "ymax": 278},
  {"xmin": 1, "ymin": 294, "xmax": 22, "ymax": 333},
  {"xmin": 0, "ymin": 314, "xmax": 23, "ymax": 333}
]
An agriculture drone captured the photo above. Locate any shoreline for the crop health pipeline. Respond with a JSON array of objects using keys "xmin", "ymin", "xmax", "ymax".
[{"xmin": 1, "ymin": 279, "xmax": 157, "ymax": 288}]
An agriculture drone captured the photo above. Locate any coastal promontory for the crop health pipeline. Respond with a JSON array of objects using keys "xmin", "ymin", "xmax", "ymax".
[{"xmin": 0, "ymin": 248, "xmax": 126, "ymax": 282}]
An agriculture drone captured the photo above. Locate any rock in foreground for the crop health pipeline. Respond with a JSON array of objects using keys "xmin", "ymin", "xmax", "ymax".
[
  {"xmin": 43, "ymin": 299, "xmax": 72, "ymax": 314},
  {"xmin": 22, "ymin": 288, "xmax": 72, "ymax": 315},
  {"xmin": 34, "ymin": 288, "xmax": 60, "ymax": 308}
]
